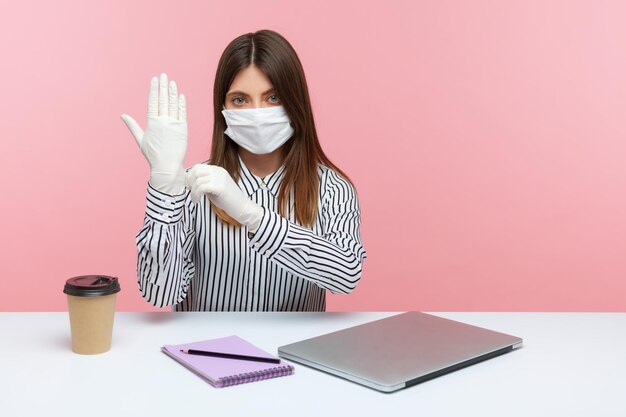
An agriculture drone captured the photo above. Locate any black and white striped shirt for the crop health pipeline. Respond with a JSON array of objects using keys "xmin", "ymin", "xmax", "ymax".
[{"xmin": 135, "ymin": 154, "xmax": 367, "ymax": 311}]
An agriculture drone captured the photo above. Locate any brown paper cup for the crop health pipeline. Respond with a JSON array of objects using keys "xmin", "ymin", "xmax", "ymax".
[
  {"xmin": 63, "ymin": 275, "xmax": 121, "ymax": 355},
  {"xmin": 67, "ymin": 293, "xmax": 117, "ymax": 354}
]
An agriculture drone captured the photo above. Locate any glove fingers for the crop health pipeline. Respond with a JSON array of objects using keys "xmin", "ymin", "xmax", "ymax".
[
  {"xmin": 158, "ymin": 73, "xmax": 169, "ymax": 117},
  {"xmin": 168, "ymin": 80, "xmax": 178, "ymax": 119},
  {"xmin": 190, "ymin": 174, "xmax": 212, "ymax": 196},
  {"xmin": 120, "ymin": 114, "xmax": 144, "ymax": 148},
  {"xmin": 192, "ymin": 175, "xmax": 213, "ymax": 190},
  {"xmin": 147, "ymin": 76, "xmax": 158, "ymax": 117},
  {"xmin": 191, "ymin": 178, "xmax": 213, "ymax": 203},
  {"xmin": 179, "ymin": 94, "xmax": 187, "ymax": 122},
  {"xmin": 186, "ymin": 163, "xmax": 211, "ymax": 188},
  {"xmin": 185, "ymin": 165, "xmax": 198, "ymax": 189}
]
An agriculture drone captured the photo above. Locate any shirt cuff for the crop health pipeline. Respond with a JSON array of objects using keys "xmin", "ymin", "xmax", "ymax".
[
  {"xmin": 145, "ymin": 181, "xmax": 188, "ymax": 225},
  {"xmin": 248, "ymin": 207, "xmax": 290, "ymax": 259}
]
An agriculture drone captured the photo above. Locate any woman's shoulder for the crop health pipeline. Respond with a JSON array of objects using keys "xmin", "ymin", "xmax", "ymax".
[
  {"xmin": 316, "ymin": 163, "xmax": 356, "ymax": 193},
  {"xmin": 316, "ymin": 162, "xmax": 335, "ymax": 181}
]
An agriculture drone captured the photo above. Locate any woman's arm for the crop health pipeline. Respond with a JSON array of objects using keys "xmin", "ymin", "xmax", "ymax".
[
  {"xmin": 248, "ymin": 170, "xmax": 367, "ymax": 294},
  {"xmin": 135, "ymin": 181, "xmax": 197, "ymax": 307}
]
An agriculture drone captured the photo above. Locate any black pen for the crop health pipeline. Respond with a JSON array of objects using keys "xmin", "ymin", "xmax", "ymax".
[{"xmin": 180, "ymin": 349, "xmax": 281, "ymax": 364}]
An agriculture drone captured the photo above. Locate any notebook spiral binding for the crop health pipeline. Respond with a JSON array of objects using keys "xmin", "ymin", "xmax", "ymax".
[{"xmin": 218, "ymin": 364, "xmax": 295, "ymax": 387}]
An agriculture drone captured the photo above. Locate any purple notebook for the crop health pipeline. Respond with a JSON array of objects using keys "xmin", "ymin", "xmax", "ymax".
[{"xmin": 162, "ymin": 335, "xmax": 295, "ymax": 388}]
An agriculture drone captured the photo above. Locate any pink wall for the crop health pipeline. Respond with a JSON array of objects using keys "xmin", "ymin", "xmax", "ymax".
[{"xmin": 1, "ymin": 0, "xmax": 625, "ymax": 312}]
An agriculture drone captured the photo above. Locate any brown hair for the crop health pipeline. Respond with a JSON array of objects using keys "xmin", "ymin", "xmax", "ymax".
[{"xmin": 210, "ymin": 29, "xmax": 353, "ymax": 228}]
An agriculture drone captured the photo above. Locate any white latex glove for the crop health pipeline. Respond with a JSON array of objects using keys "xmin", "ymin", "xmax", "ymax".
[
  {"xmin": 186, "ymin": 164, "xmax": 264, "ymax": 231},
  {"xmin": 120, "ymin": 73, "xmax": 188, "ymax": 195}
]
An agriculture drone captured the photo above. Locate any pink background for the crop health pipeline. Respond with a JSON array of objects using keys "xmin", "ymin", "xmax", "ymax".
[{"xmin": 1, "ymin": 1, "xmax": 625, "ymax": 312}]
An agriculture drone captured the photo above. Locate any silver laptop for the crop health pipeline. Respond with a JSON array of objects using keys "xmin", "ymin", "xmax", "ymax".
[{"xmin": 277, "ymin": 311, "xmax": 523, "ymax": 393}]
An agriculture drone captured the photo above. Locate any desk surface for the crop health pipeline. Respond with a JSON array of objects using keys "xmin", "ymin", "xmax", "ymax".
[{"xmin": 1, "ymin": 311, "xmax": 625, "ymax": 417}]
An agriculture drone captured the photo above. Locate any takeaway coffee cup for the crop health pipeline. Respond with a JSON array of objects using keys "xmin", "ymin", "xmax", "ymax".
[{"xmin": 63, "ymin": 275, "xmax": 121, "ymax": 354}]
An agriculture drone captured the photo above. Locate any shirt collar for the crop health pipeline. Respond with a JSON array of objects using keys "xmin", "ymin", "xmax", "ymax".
[{"xmin": 237, "ymin": 153, "xmax": 286, "ymax": 198}]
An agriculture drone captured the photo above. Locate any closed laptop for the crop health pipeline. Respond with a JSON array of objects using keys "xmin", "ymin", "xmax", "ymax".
[{"xmin": 278, "ymin": 311, "xmax": 523, "ymax": 393}]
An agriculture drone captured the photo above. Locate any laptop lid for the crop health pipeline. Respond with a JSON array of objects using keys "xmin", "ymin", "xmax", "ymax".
[{"xmin": 277, "ymin": 311, "xmax": 523, "ymax": 393}]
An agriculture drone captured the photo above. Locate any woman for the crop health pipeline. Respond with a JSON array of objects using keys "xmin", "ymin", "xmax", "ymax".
[{"xmin": 121, "ymin": 30, "xmax": 367, "ymax": 311}]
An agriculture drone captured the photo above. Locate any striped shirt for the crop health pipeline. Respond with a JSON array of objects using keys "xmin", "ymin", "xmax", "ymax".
[{"xmin": 135, "ymin": 154, "xmax": 367, "ymax": 311}]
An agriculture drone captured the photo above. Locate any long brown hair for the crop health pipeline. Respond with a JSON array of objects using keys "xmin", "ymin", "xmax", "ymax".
[{"xmin": 210, "ymin": 29, "xmax": 353, "ymax": 228}]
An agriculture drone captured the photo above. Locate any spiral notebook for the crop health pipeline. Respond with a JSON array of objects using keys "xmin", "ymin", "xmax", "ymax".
[{"xmin": 161, "ymin": 335, "xmax": 295, "ymax": 388}]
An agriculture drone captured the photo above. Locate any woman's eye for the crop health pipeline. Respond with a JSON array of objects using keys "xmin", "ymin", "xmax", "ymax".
[
  {"xmin": 268, "ymin": 95, "xmax": 280, "ymax": 103},
  {"xmin": 232, "ymin": 97, "xmax": 246, "ymax": 105}
]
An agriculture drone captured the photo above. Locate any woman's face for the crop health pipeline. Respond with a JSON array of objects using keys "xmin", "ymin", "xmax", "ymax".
[{"xmin": 224, "ymin": 64, "xmax": 282, "ymax": 110}]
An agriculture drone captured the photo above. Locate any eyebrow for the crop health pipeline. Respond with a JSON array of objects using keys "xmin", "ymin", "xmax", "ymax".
[{"xmin": 226, "ymin": 88, "xmax": 276, "ymax": 97}]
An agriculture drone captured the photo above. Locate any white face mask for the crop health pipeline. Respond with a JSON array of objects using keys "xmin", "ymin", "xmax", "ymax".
[{"xmin": 221, "ymin": 105, "xmax": 294, "ymax": 155}]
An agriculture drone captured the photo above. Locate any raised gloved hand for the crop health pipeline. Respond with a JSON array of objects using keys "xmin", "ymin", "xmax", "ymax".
[
  {"xmin": 120, "ymin": 73, "xmax": 188, "ymax": 195},
  {"xmin": 186, "ymin": 164, "xmax": 264, "ymax": 231}
]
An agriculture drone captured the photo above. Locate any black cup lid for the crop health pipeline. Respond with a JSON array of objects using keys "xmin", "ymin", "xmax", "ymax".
[{"xmin": 63, "ymin": 275, "xmax": 121, "ymax": 297}]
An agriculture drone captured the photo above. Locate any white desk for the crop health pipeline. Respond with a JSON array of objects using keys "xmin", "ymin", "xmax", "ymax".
[{"xmin": 1, "ymin": 312, "xmax": 625, "ymax": 416}]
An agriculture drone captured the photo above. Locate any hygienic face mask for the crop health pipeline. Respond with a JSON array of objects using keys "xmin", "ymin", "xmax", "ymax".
[{"xmin": 221, "ymin": 105, "xmax": 294, "ymax": 155}]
